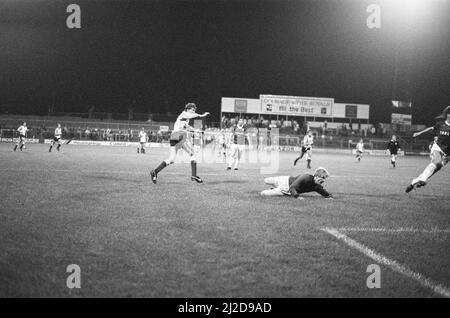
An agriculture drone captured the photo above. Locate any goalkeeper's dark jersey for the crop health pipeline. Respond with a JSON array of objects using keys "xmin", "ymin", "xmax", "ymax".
[
  {"xmin": 287, "ymin": 174, "xmax": 332, "ymax": 198},
  {"xmin": 387, "ymin": 140, "xmax": 401, "ymax": 154},
  {"xmin": 432, "ymin": 121, "xmax": 450, "ymax": 155}
]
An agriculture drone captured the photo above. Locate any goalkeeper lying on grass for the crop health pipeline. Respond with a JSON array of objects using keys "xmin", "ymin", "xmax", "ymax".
[{"xmin": 260, "ymin": 167, "xmax": 333, "ymax": 200}]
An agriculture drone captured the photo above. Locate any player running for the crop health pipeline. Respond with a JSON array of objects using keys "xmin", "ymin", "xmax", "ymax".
[
  {"xmin": 150, "ymin": 103, "xmax": 210, "ymax": 184},
  {"xmin": 137, "ymin": 127, "xmax": 148, "ymax": 154},
  {"xmin": 227, "ymin": 119, "xmax": 246, "ymax": 170},
  {"xmin": 294, "ymin": 130, "xmax": 314, "ymax": 169},
  {"xmin": 13, "ymin": 122, "xmax": 28, "ymax": 151},
  {"xmin": 429, "ymin": 136, "xmax": 439, "ymax": 153},
  {"xmin": 49, "ymin": 124, "xmax": 63, "ymax": 152},
  {"xmin": 260, "ymin": 167, "xmax": 333, "ymax": 199},
  {"xmin": 216, "ymin": 129, "xmax": 227, "ymax": 160},
  {"xmin": 355, "ymin": 139, "xmax": 364, "ymax": 162},
  {"xmin": 386, "ymin": 135, "xmax": 401, "ymax": 168},
  {"xmin": 406, "ymin": 105, "xmax": 450, "ymax": 193}
]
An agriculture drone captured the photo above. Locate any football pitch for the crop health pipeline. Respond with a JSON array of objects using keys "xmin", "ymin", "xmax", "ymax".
[{"xmin": 0, "ymin": 143, "xmax": 449, "ymax": 297}]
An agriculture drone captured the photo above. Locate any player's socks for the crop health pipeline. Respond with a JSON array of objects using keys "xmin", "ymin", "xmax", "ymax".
[
  {"xmin": 154, "ymin": 161, "xmax": 167, "ymax": 174},
  {"xmin": 234, "ymin": 158, "xmax": 239, "ymax": 170},
  {"xmin": 307, "ymin": 159, "xmax": 311, "ymax": 169},
  {"xmin": 416, "ymin": 163, "xmax": 437, "ymax": 183},
  {"xmin": 191, "ymin": 160, "xmax": 197, "ymax": 177},
  {"xmin": 226, "ymin": 167, "xmax": 231, "ymax": 170},
  {"xmin": 13, "ymin": 145, "xmax": 17, "ymax": 151},
  {"xmin": 57, "ymin": 144, "xmax": 61, "ymax": 151},
  {"xmin": 137, "ymin": 148, "xmax": 140, "ymax": 154},
  {"xmin": 20, "ymin": 144, "xmax": 24, "ymax": 151},
  {"xmin": 49, "ymin": 146, "xmax": 52, "ymax": 152},
  {"xmin": 294, "ymin": 156, "xmax": 301, "ymax": 166}
]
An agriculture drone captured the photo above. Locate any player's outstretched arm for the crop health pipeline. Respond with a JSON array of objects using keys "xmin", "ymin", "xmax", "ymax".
[
  {"xmin": 413, "ymin": 127, "xmax": 433, "ymax": 138},
  {"xmin": 184, "ymin": 111, "xmax": 210, "ymax": 120},
  {"xmin": 198, "ymin": 112, "xmax": 210, "ymax": 118},
  {"xmin": 185, "ymin": 124, "xmax": 204, "ymax": 134},
  {"xmin": 316, "ymin": 187, "xmax": 333, "ymax": 199}
]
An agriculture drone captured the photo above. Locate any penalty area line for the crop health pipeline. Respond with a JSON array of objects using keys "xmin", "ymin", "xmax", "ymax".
[
  {"xmin": 338, "ymin": 227, "xmax": 450, "ymax": 234},
  {"xmin": 321, "ymin": 227, "xmax": 450, "ymax": 298}
]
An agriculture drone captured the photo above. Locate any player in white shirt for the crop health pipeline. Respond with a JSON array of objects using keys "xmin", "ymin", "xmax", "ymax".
[
  {"xmin": 14, "ymin": 122, "xmax": 28, "ymax": 151},
  {"xmin": 355, "ymin": 139, "xmax": 364, "ymax": 162},
  {"xmin": 216, "ymin": 129, "xmax": 227, "ymax": 160},
  {"xmin": 49, "ymin": 124, "xmax": 62, "ymax": 152},
  {"xmin": 227, "ymin": 119, "xmax": 247, "ymax": 170},
  {"xmin": 150, "ymin": 103, "xmax": 210, "ymax": 184},
  {"xmin": 294, "ymin": 130, "xmax": 314, "ymax": 169},
  {"xmin": 137, "ymin": 128, "xmax": 148, "ymax": 154}
]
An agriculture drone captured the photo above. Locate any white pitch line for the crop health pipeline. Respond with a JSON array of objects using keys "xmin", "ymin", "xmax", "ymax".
[
  {"xmin": 321, "ymin": 227, "xmax": 450, "ymax": 298},
  {"xmin": 338, "ymin": 227, "xmax": 450, "ymax": 234}
]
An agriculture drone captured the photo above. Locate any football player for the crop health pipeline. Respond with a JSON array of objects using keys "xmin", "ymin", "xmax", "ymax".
[
  {"xmin": 386, "ymin": 135, "xmax": 401, "ymax": 168},
  {"xmin": 137, "ymin": 127, "xmax": 148, "ymax": 154},
  {"xmin": 227, "ymin": 119, "xmax": 246, "ymax": 170},
  {"xmin": 150, "ymin": 103, "xmax": 210, "ymax": 184},
  {"xmin": 294, "ymin": 130, "xmax": 314, "ymax": 169},
  {"xmin": 260, "ymin": 167, "xmax": 333, "ymax": 199},
  {"xmin": 406, "ymin": 105, "xmax": 450, "ymax": 193},
  {"xmin": 13, "ymin": 122, "xmax": 28, "ymax": 151},
  {"xmin": 429, "ymin": 136, "xmax": 439, "ymax": 153},
  {"xmin": 49, "ymin": 123, "xmax": 62, "ymax": 152},
  {"xmin": 355, "ymin": 139, "xmax": 364, "ymax": 162},
  {"xmin": 216, "ymin": 129, "xmax": 227, "ymax": 160}
]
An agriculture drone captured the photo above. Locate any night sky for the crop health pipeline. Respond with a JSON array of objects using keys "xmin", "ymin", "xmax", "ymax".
[{"xmin": 0, "ymin": 0, "xmax": 449, "ymax": 124}]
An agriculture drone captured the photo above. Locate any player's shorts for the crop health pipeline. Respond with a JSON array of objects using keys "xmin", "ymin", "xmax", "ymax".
[
  {"xmin": 169, "ymin": 131, "xmax": 187, "ymax": 147},
  {"xmin": 53, "ymin": 136, "xmax": 61, "ymax": 142},
  {"xmin": 140, "ymin": 141, "xmax": 145, "ymax": 145},
  {"xmin": 302, "ymin": 146, "xmax": 312, "ymax": 153},
  {"xmin": 430, "ymin": 143, "xmax": 450, "ymax": 166},
  {"xmin": 356, "ymin": 150, "xmax": 363, "ymax": 154},
  {"xmin": 264, "ymin": 176, "xmax": 290, "ymax": 191},
  {"xmin": 230, "ymin": 143, "xmax": 244, "ymax": 154}
]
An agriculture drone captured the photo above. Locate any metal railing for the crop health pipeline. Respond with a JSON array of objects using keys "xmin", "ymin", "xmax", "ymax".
[{"xmin": 1, "ymin": 126, "xmax": 433, "ymax": 154}]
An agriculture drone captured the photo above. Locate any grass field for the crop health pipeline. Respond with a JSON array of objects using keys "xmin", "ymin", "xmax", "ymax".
[{"xmin": 0, "ymin": 142, "xmax": 449, "ymax": 297}]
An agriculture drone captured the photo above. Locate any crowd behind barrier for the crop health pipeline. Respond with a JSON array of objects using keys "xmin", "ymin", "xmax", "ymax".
[{"xmin": 0, "ymin": 114, "xmax": 433, "ymax": 154}]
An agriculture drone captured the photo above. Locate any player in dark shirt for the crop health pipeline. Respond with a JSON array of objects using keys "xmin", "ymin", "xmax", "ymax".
[
  {"xmin": 260, "ymin": 167, "xmax": 333, "ymax": 199},
  {"xmin": 386, "ymin": 135, "xmax": 401, "ymax": 167},
  {"xmin": 406, "ymin": 105, "xmax": 450, "ymax": 193}
]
